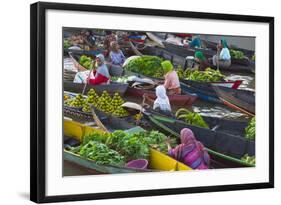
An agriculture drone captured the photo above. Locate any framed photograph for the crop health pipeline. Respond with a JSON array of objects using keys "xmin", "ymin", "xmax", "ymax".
[{"xmin": 30, "ymin": 2, "xmax": 274, "ymax": 203}]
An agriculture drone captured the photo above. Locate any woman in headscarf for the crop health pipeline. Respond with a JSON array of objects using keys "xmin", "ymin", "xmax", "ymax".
[
  {"xmin": 87, "ymin": 54, "xmax": 110, "ymax": 85},
  {"xmin": 162, "ymin": 60, "xmax": 181, "ymax": 95},
  {"xmin": 166, "ymin": 128, "xmax": 210, "ymax": 170},
  {"xmin": 194, "ymin": 51, "xmax": 210, "ymax": 71},
  {"xmin": 187, "ymin": 35, "xmax": 201, "ymax": 48},
  {"xmin": 212, "ymin": 38, "xmax": 231, "ymax": 69},
  {"xmin": 153, "ymin": 85, "xmax": 172, "ymax": 113},
  {"xmin": 107, "ymin": 41, "xmax": 126, "ymax": 76}
]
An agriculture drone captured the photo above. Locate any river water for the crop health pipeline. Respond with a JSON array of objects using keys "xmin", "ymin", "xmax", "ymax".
[{"xmin": 63, "ymin": 57, "xmax": 255, "ymax": 175}]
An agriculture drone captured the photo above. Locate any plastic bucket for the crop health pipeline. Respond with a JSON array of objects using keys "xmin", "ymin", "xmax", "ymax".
[{"xmin": 125, "ymin": 159, "xmax": 148, "ymax": 169}]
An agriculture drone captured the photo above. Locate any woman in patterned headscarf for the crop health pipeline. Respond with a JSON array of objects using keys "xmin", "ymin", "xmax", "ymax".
[{"xmin": 166, "ymin": 128, "xmax": 210, "ymax": 170}]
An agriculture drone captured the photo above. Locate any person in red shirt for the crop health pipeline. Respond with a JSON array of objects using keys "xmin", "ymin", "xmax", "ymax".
[{"xmin": 87, "ymin": 54, "xmax": 110, "ymax": 85}]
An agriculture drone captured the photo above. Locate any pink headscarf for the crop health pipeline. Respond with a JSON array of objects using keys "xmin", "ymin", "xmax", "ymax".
[{"xmin": 180, "ymin": 128, "xmax": 196, "ymax": 145}]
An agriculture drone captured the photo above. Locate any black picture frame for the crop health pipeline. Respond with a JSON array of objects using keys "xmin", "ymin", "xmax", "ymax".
[{"xmin": 30, "ymin": 1, "xmax": 274, "ymax": 203}]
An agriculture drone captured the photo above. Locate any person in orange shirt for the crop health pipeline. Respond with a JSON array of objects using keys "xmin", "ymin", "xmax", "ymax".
[{"xmin": 161, "ymin": 60, "xmax": 181, "ymax": 95}]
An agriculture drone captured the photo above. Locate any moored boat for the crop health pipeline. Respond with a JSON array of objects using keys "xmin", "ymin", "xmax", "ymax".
[
  {"xmin": 180, "ymin": 79, "xmax": 251, "ymax": 104},
  {"xmin": 64, "ymin": 81, "xmax": 128, "ymax": 96},
  {"xmin": 143, "ymin": 113, "xmax": 255, "ymax": 168},
  {"xmin": 64, "ymin": 119, "xmax": 192, "ymax": 174},
  {"xmin": 212, "ymin": 86, "xmax": 255, "ymax": 116}
]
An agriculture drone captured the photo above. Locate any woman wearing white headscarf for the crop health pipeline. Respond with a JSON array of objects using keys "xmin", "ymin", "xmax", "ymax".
[
  {"xmin": 153, "ymin": 85, "xmax": 172, "ymax": 112},
  {"xmin": 87, "ymin": 54, "xmax": 110, "ymax": 85}
]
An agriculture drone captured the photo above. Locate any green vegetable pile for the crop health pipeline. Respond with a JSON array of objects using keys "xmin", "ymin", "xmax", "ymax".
[
  {"xmin": 82, "ymin": 130, "xmax": 176, "ymax": 162},
  {"xmin": 70, "ymin": 140, "xmax": 125, "ymax": 166},
  {"xmin": 124, "ymin": 55, "xmax": 164, "ymax": 78},
  {"xmin": 230, "ymin": 49, "xmax": 245, "ymax": 59},
  {"xmin": 245, "ymin": 117, "xmax": 255, "ymax": 140},
  {"xmin": 241, "ymin": 154, "xmax": 255, "ymax": 165},
  {"xmin": 79, "ymin": 55, "xmax": 93, "ymax": 70},
  {"xmin": 177, "ymin": 68, "xmax": 225, "ymax": 82},
  {"xmin": 64, "ymin": 39, "xmax": 71, "ymax": 49},
  {"xmin": 175, "ymin": 108, "xmax": 209, "ymax": 129}
]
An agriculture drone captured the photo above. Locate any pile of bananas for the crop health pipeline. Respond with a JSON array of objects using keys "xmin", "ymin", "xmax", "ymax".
[{"xmin": 66, "ymin": 94, "xmax": 85, "ymax": 108}]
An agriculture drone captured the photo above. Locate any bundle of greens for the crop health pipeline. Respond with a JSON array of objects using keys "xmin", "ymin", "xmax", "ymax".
[
  {"xmin": 241, "ymin": 154, "xmax": 255, "ymax": 165},
  {"xmin": 230, "ymin": 49, "xmax": 245, "ymax": 59},
  {"xmin": 64, "ymin": 39, "xmax": 71, "ymax": 49},
  {"xmin": 124, "ymin": 55, "xmax": 164, "ymax": 77},
  {"xmin": 70, "ymin": 141, "xmax": 125, "ymax": 166},
  {"xmin": 179, "ymin": 68, "xmax": 225, "ymax": 82},
  {"xmin": 245, "ymin": 117, "xmax": 255, "ymax": 140},
  {"xmin": 79, "ymin": 55, "xmax": 93, "ymax": 70},
  {"xmin": 84, "ymin": 129, "xmax": 175, "ymax": 162},
  {"xmin": 175, "ymin": 108, "xmax": 209, "ymax": 129}
]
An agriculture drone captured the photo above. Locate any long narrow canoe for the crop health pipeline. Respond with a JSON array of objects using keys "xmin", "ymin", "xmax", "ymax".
[
  {"xmin": 126, "ymin": 86, "xmax": 198, "ymax": 107},
  {"xmin": 213, "ymin": 86, "xmax": 255, "ymax": 116},
  {"xmin": 64, "ymin": 81, "xmax": 128, "ymax": 96},
  {"xmin": 141, "ymin": 45, "xmax": 254, "ymax": 73},
  {"xmin": 63, "ymin": 119, "xmax": 192, "ymax": 174},
  {"xmin": 180, "ymin": 80, "xmax": 252, "ymax": 104},
  {"xmin": 64, "ymin": 104, "xmax": 252, "ymax": 169},
  {"xmin": 144, "ymin": 113, "xmax": 255, "ymax": 168}
]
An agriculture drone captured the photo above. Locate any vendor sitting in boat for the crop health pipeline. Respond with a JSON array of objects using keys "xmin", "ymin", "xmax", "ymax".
[
  {"xmin": 194, "ymin": 51, "xmax": 210, "ymax": 71},
  {"xmin": 166, "ymin": 128, "xmax": 210, "ymax": 170},
  {"xmin": 104, "ymin": 30, "xmax": 117, "ymax": 56},
  {"xmin": 162, "ymin": 60, "xmax": 181, "ymax": 95},
  {"xmin": 184, "ymin": 35, "xmax": 201, "ymax": 48},
  {"xmin": 107, "ymin": 41, "xmax": 126, "ymax": 76},
  {"xmin": 87, "ymin": 54, "xmax": 110, "ymax": 85},
  {"xmin": 143, "ymin": 85, "xmax": 172, "ymax": 116},
  {"xmin": 212, "ymin": 38, "xmax": 231, "ymax": 69}
]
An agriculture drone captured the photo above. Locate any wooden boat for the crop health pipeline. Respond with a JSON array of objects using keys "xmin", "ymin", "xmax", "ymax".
[
  {"xmin": 125, "ymin": 84, "xmax": 198, "ymax": 107},
  {"xmin": 64, "ymin": 48, "xmax": 102, "ymax": 57},
  {"xmin": 143, "ymin": 113, "xmax": 255, "ymax": 168},
  {"xmin": 64, "ymin": 101, "xmax": 252, "ymax": 169},
  {"xmin": 69, "ymin": 52, "xmax": 90, "ymax": 72},
  {"xmin": 63, "ymin": 119, "xmax": 192, "ymax": 174},
  {"xmin": 141, "ymin": 45, "xmax": 255, "ymax": 73},
  {"xmin": 180, "ymin": 80, "xmax": 251, "ymax": 104},
  {"xmin": 64, "ymin": 81, "xmax": 128, "ymax": 96},
  {"xmin": 213, "ymin": 86, "xmax": 255, "ymax": 116}
]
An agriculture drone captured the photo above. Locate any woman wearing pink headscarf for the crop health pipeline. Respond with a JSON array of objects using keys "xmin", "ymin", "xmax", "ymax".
[{"xmin": 166, "ymin": 128, "xmax": 210, "ymax": 170}]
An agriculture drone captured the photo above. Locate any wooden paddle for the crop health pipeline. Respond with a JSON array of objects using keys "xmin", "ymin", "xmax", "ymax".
[
  {"xmin": 89, "ymin": 104, "xmax": 109, "ymax": 133},
  {"xmin": 82, "ymin": 59, "xmax": 95, "ymax": 95}
]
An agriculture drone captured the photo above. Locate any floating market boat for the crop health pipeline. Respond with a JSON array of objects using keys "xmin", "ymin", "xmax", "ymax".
[
  {"xmin": 126, "ymin": 84, "xmax": 198, "ymax": 107},
  {"xmin": 64, "ymin": 101, "xmax": 253, "ymax": 169},
  {"xmin": 64, "ymin": 81, "xmax": 128, "ymax": 96},
  {"xmin": 212, "ymin": 86, "xmax": 255, "ymax": 116},
  {"xmin": 63, "ymin": 119, "xmax": 192, "ymax": 174},
  {"xmin": 143, "ymin": 112, "xmax": 255, "ymax": 168},
  {"xmin": 140, "ymin": 44, "xmax": 255, "ymax": 73},
  {"xmin": 180, "ymin": 79, "xmax": 252, "ymax": 104}
]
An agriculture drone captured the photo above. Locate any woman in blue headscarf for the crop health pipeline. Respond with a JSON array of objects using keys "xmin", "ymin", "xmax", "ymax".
[{"xmin": 212, "ymin": 38, "xmax": 231, "ymax": 69}]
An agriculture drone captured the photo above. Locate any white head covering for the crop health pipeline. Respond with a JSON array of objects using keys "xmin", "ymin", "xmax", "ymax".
[
  {"xmin": 96, "ymin": 54, "xmax": 110, "ymax": 78},
  {"xmin": 153, "ymin": 85, "xmax": 171, "ymax": 112}
]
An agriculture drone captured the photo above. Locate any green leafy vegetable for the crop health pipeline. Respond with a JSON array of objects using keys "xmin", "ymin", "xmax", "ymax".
[
  {"xmin": 230, "ymin": 49, "xmax": 245, "ymax": 59},
  {"xmin": 64, "ymin": 39, "xmax": 71, "ymax": 49},
  {"xmin": 70, "ymin": 141, "xmax": 125, "ymax": 166},
  {"xmin": 175, "ymin": 108, "xmax": 209, "ymax": 129},
  {"xmin": 245, "ymin": 117, "xmax": 255, "ymax": 140},
  {"xmin": 241, "ymin": 154, "xmax": 255, "ymax": 165},
  {"xmin": 124, "ymin": 55, "xmax": 164, "ymax": 77}
]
